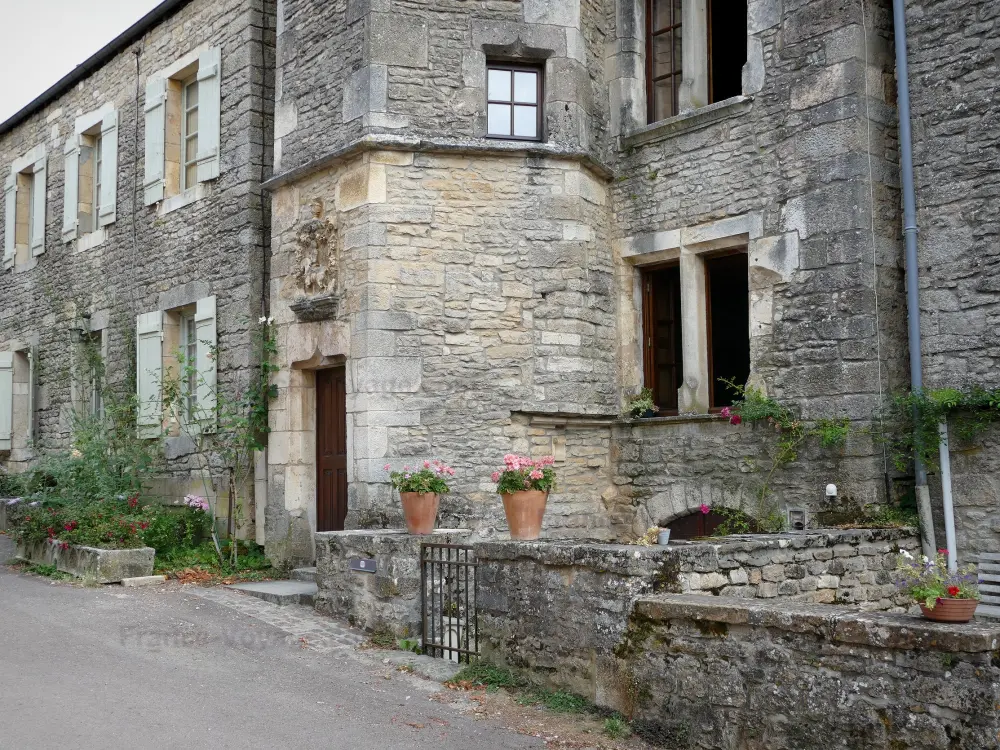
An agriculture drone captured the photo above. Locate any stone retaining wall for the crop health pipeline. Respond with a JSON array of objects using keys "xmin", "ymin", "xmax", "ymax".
[
  {"xmin": 314, "ymin": 528, "xmax": 471, "ymax": 639},
  {"xmin": 620, "ymin": 595, "xmax": 1000, "ymax": 750},
  {"xmin": 672, "ymin": 528, "xmax": 919, "ymax": 608}
]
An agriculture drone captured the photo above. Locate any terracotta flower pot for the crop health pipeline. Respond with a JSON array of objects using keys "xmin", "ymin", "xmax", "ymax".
[
  {"xmin": 919, "ymin": 597, "xmax": 979, "ymax": 623},
  {"xmin": 399, "ymin": 492, "xmax": 439, "ymax": 535},
  {"xmin": 501, "ymin": 490, "xmax": 548, "ymax": 540}
]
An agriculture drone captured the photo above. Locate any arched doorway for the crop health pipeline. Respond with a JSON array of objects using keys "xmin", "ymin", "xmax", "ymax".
[{"xmin": 666, "ymin": 509, "xmax": 757, "ymax": 540}]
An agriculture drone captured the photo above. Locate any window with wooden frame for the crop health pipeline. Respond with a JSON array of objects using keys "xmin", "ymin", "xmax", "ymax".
[
  {"xmin": 705, "ymin": 251, "xmax": 750, "ymax": 409},
  {"xmin": 486, "ymin": 63, "xmax": 543, "ymax": 141},
  {"xmin": 642, "ymin": 264, "xmax": 683, "ymax": 414},
  {"xmin": 180, "ymin": 75, "xmax": 200, "ymax": 192},
  {"xmin": 646, "ymin": 0, "xmax": 683, "ymax": 123}
]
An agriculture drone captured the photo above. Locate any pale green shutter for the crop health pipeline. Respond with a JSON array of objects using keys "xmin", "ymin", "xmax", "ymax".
[
  {"xmin": 0, "ymin": 352, "xmax": 12, "ymax": 450},
  {"xmin": 195, "ymin": 296, "xmax": 217, "ymax": 431},
  {"xmin": 98, "ymin": 110, "xmax": 118, "ymax": 227},
  {"xmin": 62, "ymin": 137, "xmax": 80, "ymax": 241},
  {"xmin": 3, "ymin": 175, "xmax": 14, "ymax": 270},
  {"xmin": 195, "ymin": 48, "xmax": 222, "ymax": 183},
  {"xmin": 136, "ymin": 311, "xmax": 164, "ymax": 438},
  {"xmin": 143, "ymin": 77, "xmax": 167, "ymax": 205},
  {"xmin": 30, "ymin": 158, "xmax": 46, "ymax": 257}
]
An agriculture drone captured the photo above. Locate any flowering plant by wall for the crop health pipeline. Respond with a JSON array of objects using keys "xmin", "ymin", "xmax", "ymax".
[
  {"xmin": 491, "ymin": 455, "xmax": 556, "ymax": 495},
  {"xmin": 894, "ymin": 550, "xmax": 980, "ymax": 609},
  {"xmin": 385, "ymin": 460, "xmax": 454, "ymax": 494}
]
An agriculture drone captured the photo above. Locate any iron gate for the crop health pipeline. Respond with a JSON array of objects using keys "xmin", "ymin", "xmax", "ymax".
[{"xmin": 420, "ymin": 543, "xmax": 478, "ymax": 663}]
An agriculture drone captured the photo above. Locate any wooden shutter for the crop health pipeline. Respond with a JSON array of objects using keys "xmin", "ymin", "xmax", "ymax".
[
  {"xmin": 143, "ymin": 76, "xmax": 167, "ymax": 205},
  {"xmin": 136, "ymin": 311, "xmax": 164, "ymax": 438},
  {"xmin": 3, "ymin": 175, "xmax": 14, "ymax": 270},
  {"xmin": 30, "ymin": 157, "xmax": 46, "ymax": 257},
  {"xmin": 62, "ymin": 137, "xmax": 81, "ymax": 241},
  {"xmin": 194, "ymin": 296, "xmax": 217, "ymax": 431},
  {"xmin": 195, "ymin": 48, "xmax": 222, "ymax": 183},
  {"xmin": 0, "ymin": 352, "xmax": 12, "ymax": 450},
  {"xmin": 98, "ymin": 111, "xmax": 118, "ymax": 227}
]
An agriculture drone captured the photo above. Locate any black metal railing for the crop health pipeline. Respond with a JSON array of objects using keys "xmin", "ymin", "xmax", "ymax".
[{"xmin": 420, "ymin": 543, "xmax": 478, "ymax": 663}]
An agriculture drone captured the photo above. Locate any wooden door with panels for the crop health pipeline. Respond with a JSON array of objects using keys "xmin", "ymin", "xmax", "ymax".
[{"xmin": 316, "ymin": 366, "xmax": 348, "ymax": 532}]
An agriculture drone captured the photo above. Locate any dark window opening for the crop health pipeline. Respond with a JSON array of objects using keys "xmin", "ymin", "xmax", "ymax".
[
  {"xmin": 706, "ymin": 252, "xmax": 750, "ymax": 408},
  {"xmin": 667, "ymin": 508, "xmax": 758, "ymax": 540},
  {"xmin": 642, "ymin": 264, "xmax": 683, "ymax": 413},
  {"xmin": 646, "ymin": 0, "xmax": 683, "ymax": 123},
  {"xmin": 708, "ymin": 0, "xmax": 747, "ymax": 104}
]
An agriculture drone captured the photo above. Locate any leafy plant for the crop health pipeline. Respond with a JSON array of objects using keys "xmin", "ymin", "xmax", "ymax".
[
  {"xmin": 894, "ymin": 550, "xmax": 979, "ymax": 609},
  {"xmin": 604, "ymin": 716, "xmax": 632, "ymax": 739},
  {"xmin": 624, "ymin": 388, "xmax": 657, "ymax": 419},
  {"xmin": 384, "ymin": 460, "xmax": 454, "ymax": 494},
  {"xmin": 491, "ymin": 454, "xmax": 556, "ymax": 495}
]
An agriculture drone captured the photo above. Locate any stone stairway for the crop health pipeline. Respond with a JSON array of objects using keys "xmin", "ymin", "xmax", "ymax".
[{"xmin": 225, "ymin": 567, "xmax": 318, "ymax": 606}]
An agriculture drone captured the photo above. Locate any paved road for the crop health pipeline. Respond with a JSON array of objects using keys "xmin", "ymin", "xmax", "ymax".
[{"xmin": 0, "ymin": 536, "xmax": 539, "ymax": 749}]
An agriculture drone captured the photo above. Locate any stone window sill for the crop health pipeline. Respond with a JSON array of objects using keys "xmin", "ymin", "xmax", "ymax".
[
  {"xmin": 623, "ymin": 95, "xmax": 754, "ymax": 149},
  {"xmin": 617, "ymin": 413, "xmax": 727, "ymax": 426},
  {"xmin": 157, "ymin": 183, "xmax": 211, "ymax": 217},
  {"xmin": 74, "ymin": 228, "xmax": 108, "ymax": 253}
]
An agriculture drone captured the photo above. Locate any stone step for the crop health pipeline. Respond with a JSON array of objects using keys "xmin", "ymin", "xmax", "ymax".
[
  {"xmin": 226, "ymin": 580, "xmax": 317, "ymax": 606},
  {"xmin": 291, "ymin": 567, "xmax": 317, "ymax": 583}
]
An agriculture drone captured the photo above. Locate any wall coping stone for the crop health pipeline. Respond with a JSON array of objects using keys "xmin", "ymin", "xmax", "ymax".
[
  {"xmin": 316, "ymin": 528, "xmax": 470, "ymax": 541},
  {"xmin": 262, "ymin": 134, "xmax": 614, "ymax": 191},
  {"xmin": 634, "ymin": 594, "xmax": 1000, "ymax": 653}
]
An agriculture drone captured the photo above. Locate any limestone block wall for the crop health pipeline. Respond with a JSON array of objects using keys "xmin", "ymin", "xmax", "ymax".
[
  {"xmin": 272, "ymin": 0, "xmax": 612, "ymax": 175},
  {"xmin": 0, "ymin": 0, "xmax": 275, "ymax": 516},
  {"xmin": 623, "ymin": 595, "xmax": 1000, "ymax": 750},
  {"xmin": 905, "ymin": 0, "xmax": 1000, "ymax": 563},
  {"xmin": 265, "ymin": 148, "xmax": 615, "ymax": 561},
  {"xmin": 606, "ymin": 0, "xmax": 909, "ymax": 518}
]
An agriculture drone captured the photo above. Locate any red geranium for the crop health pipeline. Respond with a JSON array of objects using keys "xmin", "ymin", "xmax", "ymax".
[{"xmin": 947, "ymin": 585, "xmax": 960, "ymax": 597}]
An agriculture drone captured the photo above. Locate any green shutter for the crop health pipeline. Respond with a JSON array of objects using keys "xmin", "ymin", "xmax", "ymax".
[
  {"xmin": 3, "ymin": 175, "xmax": 14, "ymax": 270},
  {"xmin": 30, "ymin": 157, "xmax": 46, "ymax": 257},
  {"xmin": 0, "ymin": 352, "xmax": 12, "ymax": 450},
  {"xmin": 136, "ymin": 311, "xmax": 164, "ymax": 438},
  {"xmin": 98, "ymin": 110, "xmax": 118, "ymax": 227},
  {"xmin": 195, "ymin": 48, "xmax": 222, "ymax": 183},
  {"xmin": 62, "ymin": 137, "xmax": 81, "ymax": 241},
  {"xmin": 194, "ymin": 296, "xmax": 217, "ymax": 431},
  {"xmin": 143, "ymin": 77, "xmax": 167, "ymax": 205}
]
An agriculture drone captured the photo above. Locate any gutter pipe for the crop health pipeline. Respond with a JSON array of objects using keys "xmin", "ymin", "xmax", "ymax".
[{"xmin": 891, "ymin": 0, "xmax": 937, "ymax": 558}]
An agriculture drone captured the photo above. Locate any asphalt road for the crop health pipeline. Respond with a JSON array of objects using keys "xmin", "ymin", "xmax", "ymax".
[{"xmin": 0, "ymin": 536, "xmax": 539, "ymax": 750}]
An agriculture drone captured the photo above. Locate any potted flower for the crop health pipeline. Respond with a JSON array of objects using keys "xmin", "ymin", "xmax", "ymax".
[
  {"xmin": 624, "ymin": 388, "xmax": 657, "ymax": 419},
  {"xmin": 895, "ymin": 549, "xmax": 980, "ymax": 623},
  {"xmin": 385, "ymin": 460, "xmax": 455, "ymax": 535},
  {"xmin": 491, "ymin": 455, "xmax": 555, "ymax": 540}
]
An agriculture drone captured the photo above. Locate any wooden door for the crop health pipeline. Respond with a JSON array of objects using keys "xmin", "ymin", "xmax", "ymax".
[
  {"xmin": 316, "ymin": 366, "xmax": 347, "ymax": 532},
  {"xmin": 642, "ymin": 265, "xmax": 683, "ymax": 413}
]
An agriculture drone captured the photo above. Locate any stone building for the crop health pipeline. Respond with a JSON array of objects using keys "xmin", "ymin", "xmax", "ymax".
[
  {"xmin": 1, "ymin": 0, "xmax": 996, "ymax": 568},
  {"xmin": 0, "ymin": 0, "xmax": 275, "ymax": 530}
]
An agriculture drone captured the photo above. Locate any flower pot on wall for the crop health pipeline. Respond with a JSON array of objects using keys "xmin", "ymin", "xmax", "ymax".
[
  {"xmin": 399, "ymin": 492, "xmax": 440, "ymax": 535},
  {"xmin": 919, "ymin": 598, "xmax": 979, "ymax": 623},
  {"xmin": 501, "ymin": 490, "xmax": 548, "ymax": 540}
]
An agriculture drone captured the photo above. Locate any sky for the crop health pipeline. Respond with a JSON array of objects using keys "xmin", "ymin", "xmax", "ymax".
[{"xmin": 0, "ymin": 0, "xmax": 162, "ymax": 122}]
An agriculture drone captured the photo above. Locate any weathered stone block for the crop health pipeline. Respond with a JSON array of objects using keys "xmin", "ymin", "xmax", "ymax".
[{"xmin": 18, "ymin": 541, "xmax": 155, "ymax": 584}]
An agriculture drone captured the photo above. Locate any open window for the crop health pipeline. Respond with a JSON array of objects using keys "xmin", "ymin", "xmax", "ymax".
[
  {"xmin": 3, "ymin": 146, "xmax": 46, "ymax": 270},
  {"xmin": 706, "ymin": 252, "xmax": 750, "ymax": 409},
  {"xmin": 143, "ymin": 48, "xmax": 221, "ymax": 207},
  {"xmin": 63, "ymin": 106, "xmax": 118, "ymax": 243},
  {"xmin": 646, "ymin": 0, "xmax": 748, "ymax": 124},
  {"xmin": 136, "ymin": 296, "xmax": 217, "ymax": 438},
  {"xmin": 642, "ymin": 264, "xmax": 683, "ymax": 414}
]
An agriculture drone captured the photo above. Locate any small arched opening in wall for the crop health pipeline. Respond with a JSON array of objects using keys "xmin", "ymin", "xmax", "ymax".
[{"xmin": 665, "ymin": 508, "xmax": 758, "ymax": 540}]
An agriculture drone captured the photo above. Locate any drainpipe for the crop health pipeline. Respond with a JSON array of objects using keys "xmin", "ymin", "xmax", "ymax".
[
  {"xmin": 892, "ymin": 0, "xmax": 936, "ymax": 558},
  {"xmin": 937, "ymin": 421, "xmax": 957, "ymax": 572}
]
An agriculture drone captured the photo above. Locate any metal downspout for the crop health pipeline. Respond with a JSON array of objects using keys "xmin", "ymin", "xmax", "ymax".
[{"xmin": 892, "ymin": 0, "xmax": 936, "ymax": 557}]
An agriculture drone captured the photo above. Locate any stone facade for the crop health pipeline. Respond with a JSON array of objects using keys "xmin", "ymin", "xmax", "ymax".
[
  {"xmin": 905, "ymin": 0, "xmax": 1000, "ymax": 563},
  {"xmin": 624, "ymin": 595, "xmax": 1000, "ymax": 749},
  {"xmin": 0, "ymin": 0, "xmax": 275, "ymax": 528}
]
